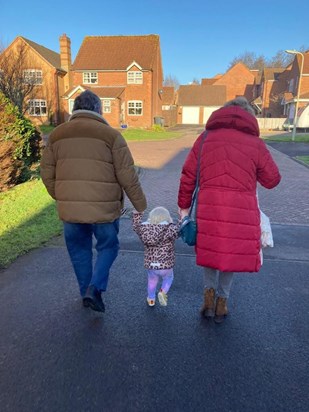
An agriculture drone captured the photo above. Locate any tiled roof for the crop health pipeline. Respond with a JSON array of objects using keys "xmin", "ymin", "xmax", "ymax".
[
  {"xmin": 73, "ymin": 35, "xmax": 160, "ymax": 70},
  {"xmin": 263, "ymin": 68, "xmax": 285, "ymax": 81},
  {"xmin": 20, "ymin": 37, "xmax": 62, "ymax": 69},
  {"xmin": 201, "ymin": 78, "xmax": 217, "ymax": 86},
  {"xmin": 177, "ymin": 85, "xmax": 226, "ymax": 106},
  {"xmin": 62, "ymin": 86, "xmax": 125, "ymax": 99},
  {"xmin": 162, "ymin": 87, "xmax": 175, "ymax": 105},
  {"xmin": 303, "ymin": 50, "xmax": 309, "ymax": 73}
]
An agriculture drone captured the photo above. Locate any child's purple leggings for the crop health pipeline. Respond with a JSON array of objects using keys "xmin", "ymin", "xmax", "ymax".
[{"xmin": 147, "ymin": 268, "xmax": 174, "ymax": 299}]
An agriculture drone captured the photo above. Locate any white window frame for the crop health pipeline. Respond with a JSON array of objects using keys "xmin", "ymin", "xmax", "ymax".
[
  {"xmin": 83, "ymin": 72, "xmax": 98, "ymax": 84},
  {"xmin": 68, "ymin": 99, "xmax": 75, "ymax": 114},
  {"xmin": 103, "ymin": 99, "xmax": 111, "ymax": 113},
  {"xmin": 127, "ymin": 71, "xmax": 143, "ymax": 84},
  {"xmin": 28, "ymin": 99, "xmax": 47, "ymax": 116},
  {"xmin": 23, "ymin": 69, "xmax": 43, "ymax": 85},
  {"xmin": 128, "ymin": 100, "xmax": 143, "ymax": 116}
]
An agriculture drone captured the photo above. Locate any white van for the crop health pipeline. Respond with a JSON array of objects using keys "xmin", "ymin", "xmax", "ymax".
[{"xmin": 283, "ymin": 104, "xmax": 309, "ymax": 131}]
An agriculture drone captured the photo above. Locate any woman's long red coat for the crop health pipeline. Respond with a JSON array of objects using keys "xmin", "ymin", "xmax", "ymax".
[{"xmin": 178, "ymin": 106, "xmax": 281, "ymax": 272}]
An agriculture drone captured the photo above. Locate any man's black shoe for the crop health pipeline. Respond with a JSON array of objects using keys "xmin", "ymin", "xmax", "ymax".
[{"xmin": 83, "ymin": 285, "xmax": 105, "ymax": 313}]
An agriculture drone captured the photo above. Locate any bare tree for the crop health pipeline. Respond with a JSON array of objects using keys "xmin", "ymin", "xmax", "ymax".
[
  {"xmin": 268, "ymin": 50, "xmax": 294, "ymax": 67},
  {"xmin": 0, "ymin": 42, "xmax": 36, "ymax": 113},
  {"xmin": 229, "ymin": 51, "xmax": 267, "ymax": 70},
  {"xmin": 191, "ymin": 77, "xmax": 200, "ymax": 85},
  {"xmin": 163, "ymin": 74, "xmax": 180, "ymax": 90},
  {"xmin": 229, "ymin": 47, "xmax": 309, "ymax": 72}
]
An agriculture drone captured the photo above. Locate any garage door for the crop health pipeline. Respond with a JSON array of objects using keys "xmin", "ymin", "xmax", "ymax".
[
  {"xmin": 182, "ymin": 107, "xmax": 200, "ymax": 124},
  {"xmin": 203, "ymin": 106, "xmax": 220, "ymax": 124}
]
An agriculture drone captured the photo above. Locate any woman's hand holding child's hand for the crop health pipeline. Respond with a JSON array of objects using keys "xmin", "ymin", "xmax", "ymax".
[{"xmin": 178, "ymin": 208, "xmax": 190, "ymax": 220}]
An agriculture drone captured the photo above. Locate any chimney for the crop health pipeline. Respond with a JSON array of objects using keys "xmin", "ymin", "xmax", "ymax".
[{"xmin": 59, "ymin": 34, "xmax": 72, "ymax": 91}]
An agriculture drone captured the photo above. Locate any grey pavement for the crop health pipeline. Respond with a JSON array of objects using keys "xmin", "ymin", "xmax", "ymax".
[{"xmin": 0, "ymin": 129, "xmax": 308, "ymax": 412}]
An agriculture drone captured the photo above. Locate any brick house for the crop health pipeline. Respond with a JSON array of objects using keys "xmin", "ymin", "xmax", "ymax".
[
  {"xmin": 282, "ymin": 50, "xmax": 309, "ymax": 123},
  {"xmin": 161, "ymin": 86, "xmax": 177, "ymax": 126},
  {"xmin": 176, "ymin": 85, "xmax": 226, "ymax": 124},
  {"xmin": 202, "ymin": 62, "xmax": 256, "ymax": 102},
  {"xmin": 62, "ymin": 35, "xmax": 163, "ymax": 128},
  {"xmin": 0, "ymin": 35, "xmax": 69, "ymax": 125},
  {"xmin": 258, "ymin": 67, "xmax": 288, "ymax": 117}
]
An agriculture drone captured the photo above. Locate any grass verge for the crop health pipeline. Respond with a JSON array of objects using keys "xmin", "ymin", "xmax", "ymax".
[
  {"xmin": 295, "ymin": 156, "xmax": 309, "ymax": 166},
  {"xmin": 262, "ymin": 134, "xmax": 309, "ymax": 142},
  {"xmin": 122, "ymin": 128, "xmax": 182, "ymax": 141},
  {"xmin": 39, "ymin": 124, "xmax": 55, "ymax": 135},
  {"xmin": 0, "ymin": 179, "xmax": 62, "ymax": 268}
]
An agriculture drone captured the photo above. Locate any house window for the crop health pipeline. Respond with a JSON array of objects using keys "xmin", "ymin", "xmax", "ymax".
[
  {"xmin": 128, "ymin": 101, "xmax": 143, "ymax": 115},
  {"xmin": 103, "ymin": 99, "xmax": 111, "ymax": 113},
  {"xmin": 23, "ymin": 69, "xmax": 43, "ymax": 85},
  {"xmin": 69, "ymin": 99, "xmax": 75, "ymax": 114},
  {"xmin": 288, "ymin": 79, "xmax": 295, "ymax": 93},
  {"xmin": 127, "ymin": 71, "xmax": 143, "ymax": 84},
  {"xmin": 83, "ymin": 72, "xmax": 98, "ymax": 84},
  {"xmin": 28, "ymin": 100, "xmax": 47, "ymax": 116}
]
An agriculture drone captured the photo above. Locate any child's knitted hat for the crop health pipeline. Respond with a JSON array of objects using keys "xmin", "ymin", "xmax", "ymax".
[{"xmin": 148, "ymin": 206, "xmax": 172, "ymax": 224}]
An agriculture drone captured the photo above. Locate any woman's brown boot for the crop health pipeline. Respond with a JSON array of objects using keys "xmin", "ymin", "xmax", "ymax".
[
  {"xmin": 214, "ymin": 297, "xmax": 228, "ymax": 323},
  {"xmin": 200, "ymin": 288, "xmax": 216, "ymax": 318}
]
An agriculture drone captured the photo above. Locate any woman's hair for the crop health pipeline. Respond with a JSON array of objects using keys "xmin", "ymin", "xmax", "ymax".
[
  {"xmin": 224, "ymin": 96, "xmax": 255, "ymax": 116},
  {"xmin": 73, "ymin": 90, "xmax": 102, "ymax": 114},
  {"xmin": 148, "ymin": 207, "xmax": 172, "ymax": 224}
]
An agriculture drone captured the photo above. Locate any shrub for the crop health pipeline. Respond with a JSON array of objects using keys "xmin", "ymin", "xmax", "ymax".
[
  {"xmin": 0, "ymin": 92, "xmax": 41, "ymax": 191},
  {"xmin": 151, "ymin": 124, "xmax": 165, "ymax": 132}
]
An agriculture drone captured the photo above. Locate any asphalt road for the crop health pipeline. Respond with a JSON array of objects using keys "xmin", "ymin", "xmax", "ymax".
[
  {"xmin": 0, "ymin": 219, "xmax": 308, "ymax": 412},
  {"xmin": 266, "ymin": 142, "xmax": 309, "ymax": 159}
]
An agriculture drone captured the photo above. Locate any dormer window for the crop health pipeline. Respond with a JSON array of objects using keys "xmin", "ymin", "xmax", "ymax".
[
  {"xmin": 127, "ymin": 71, "xmax": 143, "ymax": 84},
  {"xmin": 23, "ymin": 69, "xmax": 43, "ymax": 85},
  {"xmin": 83, "ymin": 72, "xmax": 98, "ymax": 84}
]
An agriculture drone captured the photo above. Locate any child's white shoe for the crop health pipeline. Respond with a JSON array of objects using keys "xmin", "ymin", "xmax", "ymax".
[
  {"xmin": 147, "ymin": 297, "xmax": 155, "ymax": 307},
  {"xmin": 158, "ymin": 289, "xmax": 168, "ymax": 306}
]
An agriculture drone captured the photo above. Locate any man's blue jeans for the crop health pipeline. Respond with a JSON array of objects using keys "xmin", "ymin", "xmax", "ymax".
[{"xmin": 63, "ymin": 220, "xmax": 119, "ymax": 297}]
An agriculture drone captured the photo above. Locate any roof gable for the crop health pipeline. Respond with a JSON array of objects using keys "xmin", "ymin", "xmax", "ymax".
[
  {"xmin": 19, "ymin": 36, "xmax": 61, "ymax": 69},
  {"xmin": 216, "ymin": 62, "xmax": 255, "ymax": 83},
  {"xmin": 73, "ymin": 35, "xmax": 160, "ymax": 71},
  {"xmin": 63, "ymin": 85, "xmax": 125, "ymax": 99}
]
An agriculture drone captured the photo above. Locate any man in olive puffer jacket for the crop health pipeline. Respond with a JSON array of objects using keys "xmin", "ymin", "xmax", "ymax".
[{"xmin": 41, "ymin": 90, "xmax": 147, "ymax": 312}]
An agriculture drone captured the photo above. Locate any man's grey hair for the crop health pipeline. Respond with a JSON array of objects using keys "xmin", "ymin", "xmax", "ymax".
[
  {"xmin": 73, "ymin": 90, "xmax": 102, "ymax": 114},
  {"xmin": 224, "ymin": 96, "xmax": 255, "ymax": 116}
]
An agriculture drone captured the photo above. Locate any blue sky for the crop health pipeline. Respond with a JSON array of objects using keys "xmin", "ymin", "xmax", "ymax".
[{"xmin": 1, "ymin": 0, "xmax": 308, "ymax": 84}]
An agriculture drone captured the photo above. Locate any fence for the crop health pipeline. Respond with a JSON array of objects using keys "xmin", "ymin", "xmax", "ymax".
[{"xmin": 256, "ymin": 118, "xmax": 286, "ymax": 130}]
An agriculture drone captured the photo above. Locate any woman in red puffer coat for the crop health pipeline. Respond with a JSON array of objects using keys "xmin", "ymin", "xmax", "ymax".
[{"xmin": 178, "ymin": 97, "xmax": 281, "ymax": 323}]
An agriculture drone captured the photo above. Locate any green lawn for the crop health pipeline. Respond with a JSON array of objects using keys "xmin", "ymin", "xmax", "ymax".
[
  {"xmin": 295, "ymin": 156, "xmax": 309, "ymax": 166},
  {"xmin": 39, "ymin": 124, "xmax": 55, "ymax": 135},
  {"xmin": 122, "ymin": 128, "xmax": 182, "ymax": 141},
  {"xmin": 262, "ymin": 134, "xmax": 309, "ymax": 142},
  {"xmin": 0, "ymin": 180, "xmax": 62, "ymax": 268},
  {"xmin": 39, "ymin": 125, "xmax": 183, "ymax": 141}
]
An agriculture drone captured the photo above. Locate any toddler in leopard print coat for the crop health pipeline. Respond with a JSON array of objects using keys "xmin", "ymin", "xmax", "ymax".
[{"xmin": 133, "ymin": 207, "xmax": 180, "ymax": 307}]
